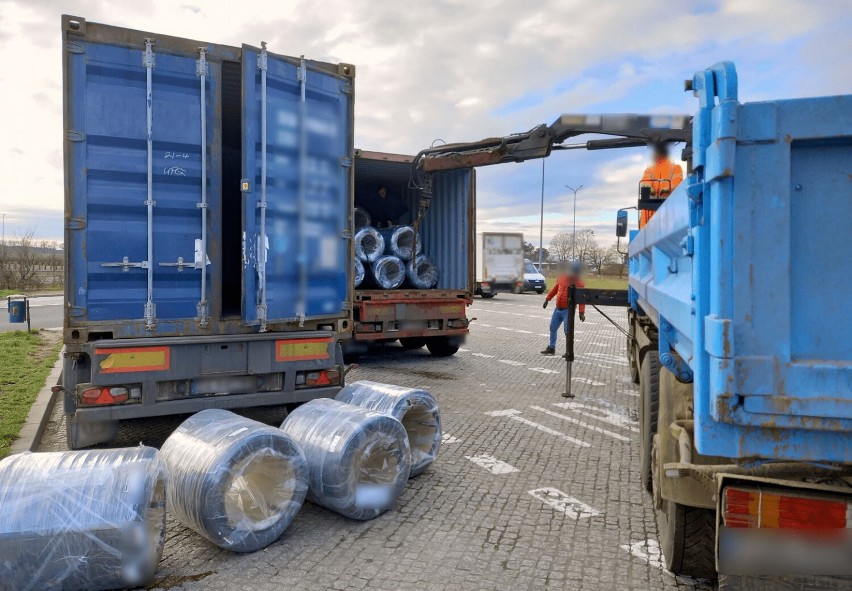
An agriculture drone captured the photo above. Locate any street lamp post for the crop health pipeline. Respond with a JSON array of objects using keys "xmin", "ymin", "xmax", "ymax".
[
  {"xmin": 538, "ymin": 159, "xmax": 545, "ymax": 270},
  {"xmin": 565, "ymin": 184, "xmax": 583, "ymax": 260}
]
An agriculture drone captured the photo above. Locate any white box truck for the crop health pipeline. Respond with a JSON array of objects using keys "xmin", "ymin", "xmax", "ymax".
[{"xmin": 475, "ymin": 232, "xmax": 524, "ymax": 298}]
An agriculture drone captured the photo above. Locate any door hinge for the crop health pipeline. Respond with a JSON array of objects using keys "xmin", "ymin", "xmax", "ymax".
[
  {"xmin": 68, "ymin": 306, "xmax": 86, "ymax": 317},
  {"xmin": 341, "ymin": 157, "xmax": 353, "ymax": 168},
  {"xmin": 65, "ymin": 42, "xmax": 84, "ymax": 54},
  {"xmin": 65, "ymin": 130, "xmax": 85, "ymax": 142},
  {"xmin": 66, "ymin": 218, "xmax": 86, "ymax": 230}
]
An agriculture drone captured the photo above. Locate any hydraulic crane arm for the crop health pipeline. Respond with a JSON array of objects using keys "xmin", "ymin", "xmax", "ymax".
[{"xmin": 413, "ymin": 113, "xmax": 692, "ymax": 174}]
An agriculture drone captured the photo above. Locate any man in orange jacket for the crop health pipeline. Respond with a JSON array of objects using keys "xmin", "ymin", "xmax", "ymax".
[
  {"xmin": 541, "ymin": 260, "xmax": 585, "ymax": 356},
  {"xmin": 639, "ymin": 143, "xmax": 683, "ymax": 228}
]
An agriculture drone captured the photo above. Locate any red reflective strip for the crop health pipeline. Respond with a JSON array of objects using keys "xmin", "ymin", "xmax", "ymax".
[{"xmin": 724, "ymin": 487, "xmax": 849, "ymax": 530}]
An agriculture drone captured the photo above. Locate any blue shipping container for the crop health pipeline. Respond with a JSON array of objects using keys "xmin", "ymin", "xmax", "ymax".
[{"xmin": 63, "ymin": 17, "xmax": 354, "ymax": 339}]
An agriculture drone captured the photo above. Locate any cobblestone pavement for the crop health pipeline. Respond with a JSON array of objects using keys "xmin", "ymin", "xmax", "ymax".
[{"xmin": 39, "ymin": 293, "xmax": 714, "ymax": 590}]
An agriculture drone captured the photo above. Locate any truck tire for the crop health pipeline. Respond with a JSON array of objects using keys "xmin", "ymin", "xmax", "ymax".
[
  {"xmin": 399, "ymin": 338, "xmax": 426, "ymax": 350},
  {"xmin": 481, "ymin": 293, "xmax": 495, "ymax": 299},
  {"xmin": 657, "ymin": 498, "xmax": 717, "ymax": 580},
  {"xmin": 639, "ymin": 350, "xmax": 660, "ymax": 492},
  {"xmin": 426, "ymin": 337, "xmax": 459, "ymax": 357},
  {"xmin": 66, "ymin": 414, "xmax": 119, "ymax": 450},
  {"xmin": 535, "ymin": 288, "xmax": 544, "ymax": 294},
  {"xmin": 628, "ymin": 339, "xmax": 640, "ymax": 384}
]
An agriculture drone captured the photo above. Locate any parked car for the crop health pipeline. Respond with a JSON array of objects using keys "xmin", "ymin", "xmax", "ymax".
[{"xmin": 522, "ymin": 260, "xmax": 546, "ymax": 294}]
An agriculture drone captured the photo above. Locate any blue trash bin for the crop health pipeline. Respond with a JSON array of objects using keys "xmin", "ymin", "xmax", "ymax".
[{"xmin": 8, "ymin": 300, "xmax": 26, "ymax": 323}]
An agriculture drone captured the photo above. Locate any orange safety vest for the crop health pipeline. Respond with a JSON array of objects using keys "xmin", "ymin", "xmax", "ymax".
[{"xmin": 639, "ymin": 158, "xmax": 683, "ymax": 228}]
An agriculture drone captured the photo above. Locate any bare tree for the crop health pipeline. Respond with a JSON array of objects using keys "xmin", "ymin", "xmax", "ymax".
[
  {"xmin": 587, "ymin": 241, "xmax": 613, "ymax": 275},
  {"xmin": 549, "ymin": 232, "xmax": 573, "ymax": 261},
  {"xmin": 608, "ymin": 242, "xmax": 629, "ymax": 278}
]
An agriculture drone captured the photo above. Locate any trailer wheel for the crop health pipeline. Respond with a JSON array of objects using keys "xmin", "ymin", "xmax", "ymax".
[
  {"xmin": 399, "ymin": 338, "xmax": 427, "ymax": 350},
  {"xmin": 66, "ymin": 414, "xmax": 118, "ymax": 450},
  {"xmin": 657, "ymin": 498, "xmax": 717, "ymax": 580},
  {"xmin": 481, "ymin": 293, "xmax": 495, "ymax": 299},
  {"xmin": 639, "ymin": 350, "xmax": 660, "ymax": 492},
  {"xmin": 426, "ymin": 337, "xmax": 459, "ymax": 357}
]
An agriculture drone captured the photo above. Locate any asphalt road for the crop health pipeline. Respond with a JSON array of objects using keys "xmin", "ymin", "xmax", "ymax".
[
  {"xmin": 0, "ymin": 294, "xmax": 63, "ymax": 332},
  {"xmin": 38, "ymin": 293, "xmax": 713, "ymax": 590}
]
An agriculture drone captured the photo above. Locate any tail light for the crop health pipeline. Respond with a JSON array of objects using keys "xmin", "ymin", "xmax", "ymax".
[
  {"xmin": 295, "ymin": 369, "xmax": 341, "ymax": 388},
  {"xmin": 723, "ymin": 486, "xmax": 850, "ymax": 531},
  {"xmin": 81, "ymin": 386, "xmax": 129, "ymax": 406}
]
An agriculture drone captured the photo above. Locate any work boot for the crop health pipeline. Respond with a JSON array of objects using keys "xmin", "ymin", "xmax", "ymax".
[{"xmin": 540, "ymin": 346, "xmax": 555, "ymax": 356}]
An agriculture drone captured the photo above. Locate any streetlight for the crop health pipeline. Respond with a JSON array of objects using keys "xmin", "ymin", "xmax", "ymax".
[
  {"xmin": 565, "ymin": 184, "xmax": 583, "ymax": 259},
  {"xmin": 538, "ymin": 159, "xmax": 545, "ymax": 271}
]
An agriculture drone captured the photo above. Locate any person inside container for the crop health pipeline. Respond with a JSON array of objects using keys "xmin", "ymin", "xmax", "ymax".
[
  {"xmin": 638, "ymin": 142, "xmax": 683, "ymax": 228},
  {"xmin": 356, "ymin": 185, "xmax": 409, "ymax": 228},
  {"xmin": 541, "ymin": 260, "xmax": 585, "ymax": 357}
]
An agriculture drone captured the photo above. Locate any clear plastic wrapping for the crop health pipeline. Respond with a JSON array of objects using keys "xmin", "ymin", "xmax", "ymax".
[
  {"xmin": 0, "ymin": 447, "xmax": 166, "ymax": 591},
  {"xmin": 354, "ymin": 206, "xmax": 371, "ymax": 228},
  {"xmin": 159, "ymin": 409, "xmax": 308, "ymax": 553},
  {"xmin": 280, "ymin": 398, "xmax": 411, "ymax": 520},
  {"xmin": 380, "ymin": 225, "xmax": 422, "ymax": 261},
  {"xmin": 336, "ymin": 381, "xmax": 441, "ymax": 477},
  {"xmin": 354, "ymin": 257, "xmax": 365, "ymax": 288},
  {"xmin": 370, "ymin": 255, "xmax": 407, "ymax": 290},
  {"xmin": 406, "ymin": 254, "xmax": 439, "ymax": 289},
  {"xmin": 354, "ymin": 226, "xmax": 385, "ymax": 263}
]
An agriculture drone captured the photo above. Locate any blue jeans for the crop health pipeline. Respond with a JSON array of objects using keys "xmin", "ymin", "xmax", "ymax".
[{"xmin": 549, "ymin": 308, "xmax": 571, "ymax": 349}]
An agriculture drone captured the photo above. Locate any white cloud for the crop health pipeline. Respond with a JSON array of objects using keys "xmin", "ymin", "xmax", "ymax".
[{"xmin": 0, "ymin": 0, "xmax": 847, "ymax": 241}]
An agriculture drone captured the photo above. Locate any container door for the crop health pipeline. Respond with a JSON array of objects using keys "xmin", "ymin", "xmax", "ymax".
[
  {"xmin": 241, "ymin": 45, "xmax": 352, "ymax": 329},
  {"xmin": 65, "ymin": 31, "xmax": 214, "ymax": 328}
]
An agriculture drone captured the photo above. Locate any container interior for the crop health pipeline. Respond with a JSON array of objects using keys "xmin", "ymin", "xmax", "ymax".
[{"xmin": 354, "ymin": 155, "xmax": 472, "ymax": 291}]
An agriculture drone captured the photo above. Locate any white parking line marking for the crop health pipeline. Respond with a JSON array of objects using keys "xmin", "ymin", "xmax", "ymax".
[
  {"xmin": 458, "ymin": 348, "xmax": 470, "ymax": 352},
  {"xmin": 441, "ymin": 434, "xmax": 460, "ymax": 444},
  {"xmin": 554, "ymin": 402, "xmax": 639, "ymax": 432},
  {"xmin": 476, "ymin": 323, "xmax": 492, "ymax": 327},
  {"xmin": 528, "ymin": 488, "xmax": 601, "ymax": 519},
  {"xmin": 499, "ymin": 359, "xmax": 525, "ymax": 366},
  {"xmin": 471, "ymin": 352, "xmax": 496, "ymax": 359},
  {"xmin": 496, "ymin": 326, "xmax": 513, "ymax": 331},
  {"xmin": 620, "ymin": 539, "xmax": 665, "ymax": 570},
  {"xmin": 529, "ymin": 406, "xmax": 630, "ymax": 442},
  {"xmin": 465, "ymin": 455, "xmax": 519, "ymax": 474},
  {"xmin": 515, "ymin": 330, "xmax": 533, "ymax": 334},
  {"xmin": 528, "ymin": 367, "xmax": 559, "ymax": 374},
  {"xmin": 573, "ymin": 377, "xmax": 606, "ymax": 386},
  {"xmin": 484, "ymin": 409, "xmax": 590, "ymax": 448}
]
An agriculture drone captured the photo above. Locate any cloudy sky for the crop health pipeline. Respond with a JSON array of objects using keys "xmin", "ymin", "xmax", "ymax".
[{"xmin": 0, "ymin": 0, "xmax": 849, "ymax": 249}]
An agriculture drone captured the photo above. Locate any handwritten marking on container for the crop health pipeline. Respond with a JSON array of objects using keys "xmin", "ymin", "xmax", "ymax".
[
  {"xmin": 528, "ymin": 488, "xmax": 601, "ymax": 519},
  {"xmin": 465, "ymin": 455, "xmax": 519, "ymax": 475},
  {"xmin": 164, "ymin": 166, "xmax": 187, "ymax": 176},
  {"xmin": 164, "ymin": 152, "xmax": 191, "ymax": 159},
  {"xmin": 484, "ymin": 409, "xmax": 589, "ymax": 448}
]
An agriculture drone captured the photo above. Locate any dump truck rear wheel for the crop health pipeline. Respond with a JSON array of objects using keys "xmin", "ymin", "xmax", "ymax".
[
  {"xmin": 426, "ymin": 337, "xmax": 459, "ymax": 357},
  {"xmin": 657, "ymin": 498, "xmax": 717, "ymax": 580},
  {"xmin": 639, "ymin": 350, "xmax": 660, "ymax": 492},
  {"xmin": 628, "ymin": 340, "xmax": 640, "ymax": 384}
]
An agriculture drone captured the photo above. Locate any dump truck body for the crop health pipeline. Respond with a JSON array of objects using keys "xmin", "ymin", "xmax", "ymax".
[
  {"xmin": 61, "ymin": 16, "xmax": 354, "ymax": 447},
  {"xmin": 348, "ymin": 151, "xmax": 473, "ymax": 356},
  {"xmin": 627, "ymin": 62, "xmax": 852, "ymax": 578}
]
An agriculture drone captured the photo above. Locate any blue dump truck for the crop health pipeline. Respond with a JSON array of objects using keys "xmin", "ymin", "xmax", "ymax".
[
  {"xmin": 413, "ymin": 61, "xmax": 851, "ymax": 581},
  {"xmin": 624, "ymin": 63, "xmax": 852, "ymax": 582},
  {"xmin": 60, "ymin": 16, "xmax": 354, "ymax": 448}
]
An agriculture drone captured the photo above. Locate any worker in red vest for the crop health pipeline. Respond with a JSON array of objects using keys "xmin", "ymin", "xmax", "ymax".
[
  {"xmin": 541, "ymin": 260, "xmax": 585, "ymax": 357},
  {"xmin": 639, "ymin": 143, "xmax": 683, "ymax": 228}
]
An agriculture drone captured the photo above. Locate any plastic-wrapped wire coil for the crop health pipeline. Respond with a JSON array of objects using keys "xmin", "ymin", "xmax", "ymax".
[
  {"xmin": 370, "ymin": 255, "xmax": 406, "ymax": 290},
  {"xmin": 354, "ymin": 206, "xmax": 371, "ymax": 229},
  {"xmin": 280, "ymin": 398, "xmax": 411, "ymax": 520},
  {"xmin": 406, "ymin": 254, "xmax": 439, "ymax": 289},
  {"xmin": 0, "ymin": 447, "xmax": 166, "ymax": 591},
  {"xmin": 159, "ymin": 409, "xmax": 308, "ymax": 553},
  {"xmin": 380, "ymin": 225, "xmax": 422, "ymax": 261},
  {"xmin": 354, "ymin": 226, "xmax": 385, "ymax": 263},
  {"xmin": 354, "ymin": 257, "xmax": 365, "ymax": 288},
  {"xmin": 336, "ymin": 381, "xmax": 441, "ymax": 477}
]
